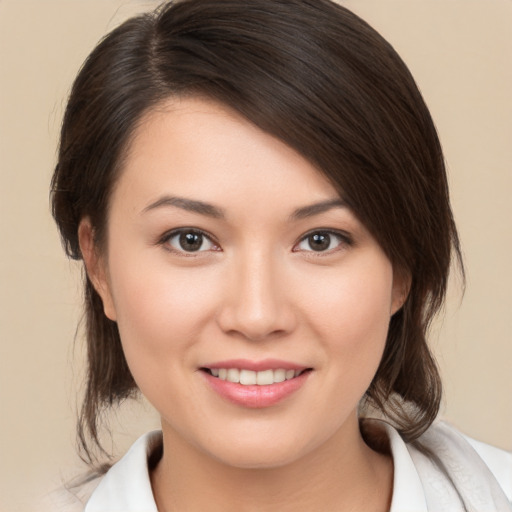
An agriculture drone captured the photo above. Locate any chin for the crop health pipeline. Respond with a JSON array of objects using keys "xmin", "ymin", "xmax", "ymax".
[
  {"xmin": 210, "ymin": 441, "xmax": 305, "ymax": 470},
  {"xmin": 198, "ymin": 422, "xmax": 330, "ymax": 471}
]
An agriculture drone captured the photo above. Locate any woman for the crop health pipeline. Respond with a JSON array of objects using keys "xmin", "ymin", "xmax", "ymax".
[{"xmin": 50, "ymin": 0, "xmax": 511, "ymax": 510}]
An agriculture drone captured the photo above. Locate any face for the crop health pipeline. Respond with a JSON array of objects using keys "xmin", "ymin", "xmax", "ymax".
[{"xmin": 82, "ymin": 97, "xmax": 404, "ymax": 469}]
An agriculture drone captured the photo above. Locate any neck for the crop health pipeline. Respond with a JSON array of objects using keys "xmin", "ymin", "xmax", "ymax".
[{"xmin": 150, "ymin": 416, "xmax": 393, "ymax": 512}]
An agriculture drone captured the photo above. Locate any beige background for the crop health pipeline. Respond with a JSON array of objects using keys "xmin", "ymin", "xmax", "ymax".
[{"xmin": 0, "ymin": 1, "xmax": 510, "ymax": 510}]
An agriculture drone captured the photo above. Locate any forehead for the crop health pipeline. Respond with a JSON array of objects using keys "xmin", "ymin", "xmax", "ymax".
[{"xmin": 112, "ymin": 97, "xmax": 342, "ymax": 217}]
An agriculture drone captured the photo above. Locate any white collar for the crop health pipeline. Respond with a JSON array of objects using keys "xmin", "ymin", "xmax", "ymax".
[
  {"xmin": 85, "ymin": 422, "xmax": 510, "ymax": 511},
  {"xmin": 85, "ymin": 430, "xmax": 161, "ymax": 512},
  {"xmin": 384, "ymin": 423, "xmax": 428, "ymax": 512}
]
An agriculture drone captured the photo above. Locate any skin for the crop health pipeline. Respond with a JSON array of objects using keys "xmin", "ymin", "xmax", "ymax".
[{"xmin": 80, "ymin": 97, "xmax": 404, "ymax": 511}]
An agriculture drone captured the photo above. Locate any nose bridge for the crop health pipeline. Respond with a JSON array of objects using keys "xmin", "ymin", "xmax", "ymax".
[{"xmin": 218, "ymin": 245, "xmax": 294, "ymax": 340}]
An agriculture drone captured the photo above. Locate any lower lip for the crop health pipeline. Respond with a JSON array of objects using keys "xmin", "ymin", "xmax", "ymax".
[{"xmin": 202, "ymin": 371, "xmax": 311, "ymax": 408}]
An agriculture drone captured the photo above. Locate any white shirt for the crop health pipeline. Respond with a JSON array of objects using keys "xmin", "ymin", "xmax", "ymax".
[{"xmin": 57, "ymin": 421, "xmax": 512, "ymax": 511}]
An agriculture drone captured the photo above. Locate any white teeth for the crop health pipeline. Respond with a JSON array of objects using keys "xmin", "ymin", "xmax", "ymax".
[
  {"xmin": 273, "ymin": 369, "xmax": 286, "ymax": 383},
  {"xmin": 239, "ymin": 369, "xmax": 257, "ymax": 385},
  {"xmin": 227, "ymin": 368, "xmax": 240, "ymax": 383},
  {"xmin": 256, "ymin": 369, "xmax": 274, "ymax": 385},
  {"xmin": 209, "ymin": 368, "xmax": 304, "ymax": 385}
]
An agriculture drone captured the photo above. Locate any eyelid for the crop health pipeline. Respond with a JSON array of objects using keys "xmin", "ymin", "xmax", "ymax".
[
  {"xmin": 293, "ymin": 229, "xmax": 353, "ymax": 253},
  {"xmin": 158, "ymin": 227, "xmax": 221, "ymax": 254}
]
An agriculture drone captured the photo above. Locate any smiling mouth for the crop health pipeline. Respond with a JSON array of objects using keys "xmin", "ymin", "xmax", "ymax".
[{"xmin": 201, "ymin": 368, "xmax": 312, "ymax": 386}]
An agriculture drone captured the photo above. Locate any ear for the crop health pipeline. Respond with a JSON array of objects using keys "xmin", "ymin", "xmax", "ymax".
[
  {"xmin": 78, "ymin": 218, "xmax": 117, "ymax": 321},
  {"xmin": 391, "ymin": 269, "xmax": 411, "ymax": 316}
]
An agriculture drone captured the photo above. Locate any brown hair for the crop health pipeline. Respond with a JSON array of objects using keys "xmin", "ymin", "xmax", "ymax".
[{"xmin": 51, "ymin": 0, "xmax": 462, "ymax": 464}]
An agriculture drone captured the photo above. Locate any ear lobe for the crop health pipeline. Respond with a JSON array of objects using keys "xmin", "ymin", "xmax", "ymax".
[
  {"xmin": 391, "ymin": 270, "xmax": 411, "ymax": 316},
  {"xmin": 78, "ymin": 218, "xmax": 117, "ymax": 321}
]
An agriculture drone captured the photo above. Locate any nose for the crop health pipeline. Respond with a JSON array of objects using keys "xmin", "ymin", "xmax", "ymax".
[{"xmin": 216, "ymin": 251, "xmax": 297, "ymax": 342}]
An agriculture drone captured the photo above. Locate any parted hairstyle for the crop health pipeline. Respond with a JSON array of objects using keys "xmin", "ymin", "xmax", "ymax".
[{"xmin": 51, "ymin": 0, "xmax": 462, "ymax": 464}]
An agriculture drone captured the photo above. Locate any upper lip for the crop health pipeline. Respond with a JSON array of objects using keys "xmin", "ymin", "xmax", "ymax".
[{"xmin": 201, "ymin": 358, "xmax": 310, "ymax": 372}]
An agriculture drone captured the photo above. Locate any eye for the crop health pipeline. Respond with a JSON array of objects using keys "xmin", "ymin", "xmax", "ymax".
[
  {"xmin": 162, "ymin": 229, "xmax": 219, "ymax": 253},
  {"xmin": 295, "ymin": 231, "xmax": 349, "ymax": 253}
]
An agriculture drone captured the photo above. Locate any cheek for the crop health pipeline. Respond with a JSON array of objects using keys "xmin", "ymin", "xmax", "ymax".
[
  {"xmin": 301, "ymin": 257, "xmax": 394, "ymax": 376},
  {"xmin": 107, "ymin": 255, "xmax": 221, "ymax": 375},
  {"xmin": 309, "ymin": 259, "xmax": 393, "ymax": 332}
]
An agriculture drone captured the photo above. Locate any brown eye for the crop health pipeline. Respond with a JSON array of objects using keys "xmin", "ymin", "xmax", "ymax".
[
  {"xmin": 179, "ymin": 232, "xmax": 204, "ymax": 251},
  {"xmin": 307, "ymin": 233, "xmax": 331, "ymax": 251},
  {"xmin": 295, "ymin": 231, "xmax": 350, "ymax": 253},
  {"xmin": 165, "ymin": 229, "xmax": 217, "ymax": 253}
]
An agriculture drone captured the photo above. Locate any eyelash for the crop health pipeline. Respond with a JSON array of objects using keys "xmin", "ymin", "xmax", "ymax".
[
  {"xmin": 293, "ymin": 229, "xmax": 353, "ymax": 255},
  {"xmin": 158, "ymin": 228, "xmax": 220, "ymax": 255},
  {"xmin": 158, "ymin": 228, "xmax": 352, "ymax": 255}
]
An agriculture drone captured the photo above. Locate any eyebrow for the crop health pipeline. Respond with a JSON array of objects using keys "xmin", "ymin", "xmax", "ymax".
[
  {"xmin": 142, "ymin": 196, "xmax": 225, "ymax": 218},
  {"xmin": 290, "ymin": 198, "xmax": 348, "ymax": 220},
  {"xmin": 142, "ymin": 195, "xmax": 347, "ymax": 220}
]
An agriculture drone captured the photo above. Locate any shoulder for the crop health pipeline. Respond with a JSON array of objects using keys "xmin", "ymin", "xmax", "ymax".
[
  {"xmin": 43, "ymin": 430, "xmax": 161, "ymax": 512},
  {"xmin": 364, "ymin": 418, "xmax": 512, "ymax": 511},
  {"xmin": 83, "ymin": 430, "xmax": 162, "ymax": 511},
  {"xmin": 410, "ymin": 421, "xmax": 512, "ymax": 507},
  {"xmin": 42, "ymin": 474, "xmax": 103, "ymax": 512},
  {"xmin": 460, "ymin": 429, "xmax": 512, "ymax": 500}
]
